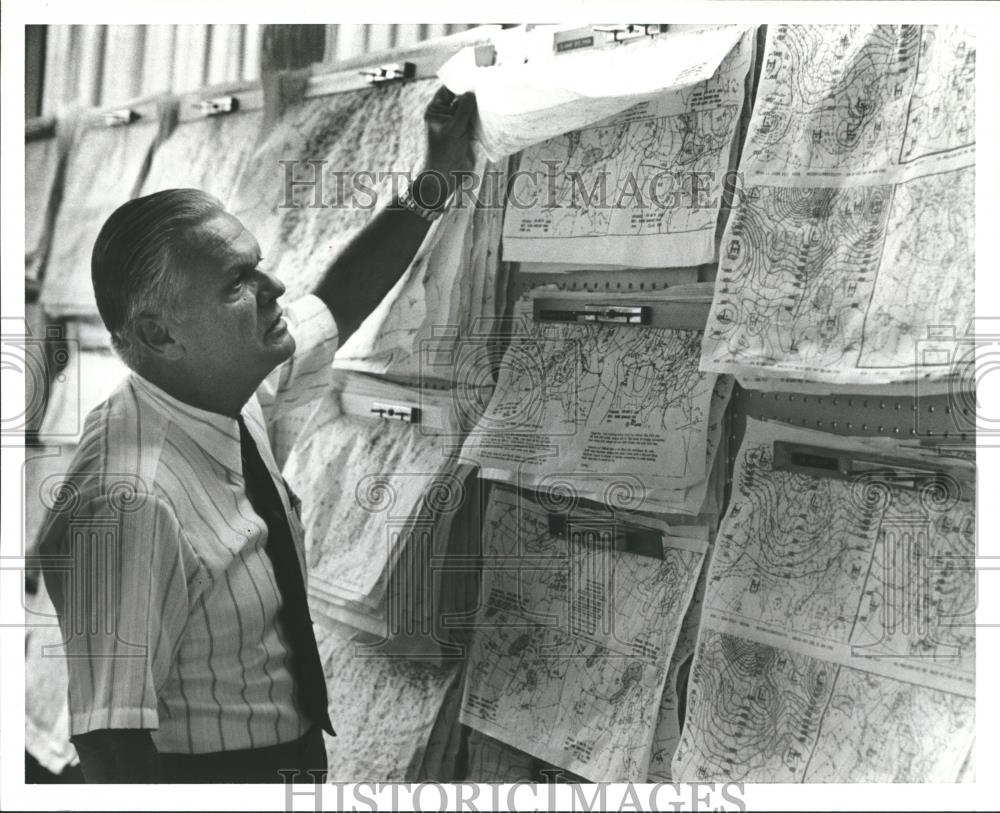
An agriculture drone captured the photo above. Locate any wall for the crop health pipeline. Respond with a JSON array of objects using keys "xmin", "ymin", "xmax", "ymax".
[{"xmin": 32, "ymin": 24, "xmax": 479, "ymax": 114}]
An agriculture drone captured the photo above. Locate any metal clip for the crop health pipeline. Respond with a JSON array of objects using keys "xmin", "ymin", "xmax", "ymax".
[
  {"xmin": 579, "ymin": 305, "xmax": 650, "ymax": 325},
  {"xmin": 196, "ymin": 96, "xmax": 239, "ymax": 117},
  {"xmin": 535, "ymin": 303, "xmax": 651, "ymax": 326},
  {"xmin": 103, "ymin": 108, "xmax": 140, "ymax": 127},
  {"xmin": 360, "ymin": 61, "xmax": 416, "ymax": 84},
  {"xmin": 370, "ymin": 402, "xmax": 419, "ymax": 423},
  {"xmin": 772, "ymin": 441, "xmax": 973, "ymax": 498},
  {"xmin": 547, "ymin": 513, "xmax": 663, "ymax": 559},
  {"xmin": 593, "ymin": 24, "xmax": 667, "ymax": 43}
]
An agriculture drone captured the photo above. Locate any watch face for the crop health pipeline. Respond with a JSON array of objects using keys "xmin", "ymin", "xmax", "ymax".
[{"xmin": 401, "ymin": 182, "xmax": 443, "ymax": 221}]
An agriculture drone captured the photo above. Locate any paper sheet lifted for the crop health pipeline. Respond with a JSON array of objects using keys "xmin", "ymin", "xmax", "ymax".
[
  {"xmin": 500, "ymin": 28, "xmax": 754, "ymax": 268},
  {"xmin": 700, "ymin": 25, "xmax": 975, "ymax": 387},
  {"xmin": 438, "ymin": 25, "xmax": 749, "ymax": 162},
  {"xmin": 459, "ymin": 486, "xmax": 707, "ymax": 781},
  {"xmin": 672, "ymin": 418, "xmax": 975, "ymax": 782},
  {"xmin": 227, "ymin": 80, "xmax": 501, "ymax": 378}
]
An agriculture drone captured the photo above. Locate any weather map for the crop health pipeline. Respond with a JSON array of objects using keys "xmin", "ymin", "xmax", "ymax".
[
  {"xmin": 317, "ymin": 629, "xmax": 461, "ymax": 782},
  {"xmin": 740, "ymin": 25, "xmax": 974, "ymax": 180},
  {"xmin": 40, "ymin": 117, "xmax": 161, "ymax": 318},
  {"xmin": 461, "ymin": 313, "xmax": 725, "ymax": 509},
  {"xmin": 502, "ymin": 29, "xmax": 753, "ymax": 267},
  {"xmin": 701, "ymin": 25, "xmax": 975, "ymax": 385},
  {"xmin": 848, "ymin": 486, "xmax": 975, "ymax": 669},
  {"xmin": 459, "ymin": 488, "xmax": 705, "ymax": 781},
  {"xmin": 141, "ymin": 108, "xmax": 262, "ymax": 203},
  {"xmin": 856, "ymin": 167, "xmax": 974, "ymax": 371},
  {"xmin": 795, "ymin": 665, "xmax": 974, "ymax": 782},
  {"xmin": 672, "ymin": 420, "xmax": 975, "ymax": 782},
  {"xmin": 704, "ymin": 431, "xmax": 884, "ymax": 642},
  {"xmin": 673, "ymin": 631, "xmax": 974, "ymax": 782}
]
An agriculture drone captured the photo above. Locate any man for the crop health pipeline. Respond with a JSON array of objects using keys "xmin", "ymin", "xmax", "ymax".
[{"xmin": 38, "ymin": 86, "xmax": 476, "ymax": 783}]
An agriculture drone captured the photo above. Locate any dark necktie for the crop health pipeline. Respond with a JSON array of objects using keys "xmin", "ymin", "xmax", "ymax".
[{"xmin": 237, "ymin": 415, "xmax": 334, "ymax": 736}]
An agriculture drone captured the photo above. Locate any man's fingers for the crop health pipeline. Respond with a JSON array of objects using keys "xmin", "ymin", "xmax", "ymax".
[
  {"xmin": 426, "ymin": 85, "xmax": 458, "ymax": 115},
  {"xmin": 423, "ymin": 87, "xmax": 477, "ymax": 176}
]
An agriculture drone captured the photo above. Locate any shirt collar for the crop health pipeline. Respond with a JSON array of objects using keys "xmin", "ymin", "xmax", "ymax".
[{"xmin": 130, "ymin": 371, "xmax": 244, "ymax": 475}]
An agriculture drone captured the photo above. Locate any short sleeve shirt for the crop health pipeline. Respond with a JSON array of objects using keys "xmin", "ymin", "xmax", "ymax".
[{"xmin": 39, "ymin": 295, "xmax": 337, "ymax": 754}]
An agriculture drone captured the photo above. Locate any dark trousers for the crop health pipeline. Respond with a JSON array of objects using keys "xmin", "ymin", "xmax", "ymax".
[{"xmin": 158, "ymin": 726, "xmax": 327, "ymax": 784}]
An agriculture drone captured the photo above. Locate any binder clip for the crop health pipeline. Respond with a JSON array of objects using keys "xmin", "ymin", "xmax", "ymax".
[
  {"xmin": 593, "ymin": 24, "xmax": 667, "ymax": 44},
  {"xmin": 360, "ymin": 62, "xmax": 416, "ymax": 84},
  {"xmin": 196, "ymin": 96, "xmax": 239, "ymax": 117},
  {"xmin": 103, "ymin": 108, "xmax": 140, "ymax": 127},
  {"xmin": 370, "ymin": 402, "xmax": 419, "ymax": 423}
]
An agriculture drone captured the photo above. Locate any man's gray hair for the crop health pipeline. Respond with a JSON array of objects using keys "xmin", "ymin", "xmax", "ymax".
[{"xmin": 91, "ymin": 188, "xmax": 225, "ymax": 368}]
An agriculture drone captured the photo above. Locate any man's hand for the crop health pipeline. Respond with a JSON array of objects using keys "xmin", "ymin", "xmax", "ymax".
[
  {"xmin": 415, "ymin": 86, "xmax": 477, "ymax": 206},
  {"xmin": 312, "ymin": 86, "xmax": 477, "ymax": 346},
  {"xmin": 71, "ymin": 729, "xmax": 162, "ymax": 783}
]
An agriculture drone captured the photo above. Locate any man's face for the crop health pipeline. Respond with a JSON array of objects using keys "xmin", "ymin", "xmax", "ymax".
[{"xmin": 166, "ymin": 212, "xmax": 295, "ymax": 389}]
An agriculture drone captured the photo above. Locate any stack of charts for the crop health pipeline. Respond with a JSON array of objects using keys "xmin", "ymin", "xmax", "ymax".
[
  {"xmin": 700, "ymin": 25, "xmax": 976, "ymax": 389},
  {"xmin": 284, "ymin": 371, "xmax": 481, "ymax": 659},
  {"xmin": 315, "ymin": 627, "xmax": 463, "ymax": 781}
]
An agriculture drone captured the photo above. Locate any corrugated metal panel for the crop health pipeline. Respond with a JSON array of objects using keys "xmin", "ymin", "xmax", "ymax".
[
  {"xmin": 206, "ymin": 24, "xmax": 245, "ymax": 86},
  {"xmin": 101, "ymin": 25, "xmax": 144, "ymax": 106},
  {"xmin": 333, "ymin": 24, "xmax": 368, "ymax": 62},
  {"xmin": 36, "ymin": 24, "xmax": 481, "ymax": 113},
  {"xmin": 367, "ymin": 24, "xmax": 393, "ymax": 53},
  {"xmin": 171, "ymin": 24, "xmax": 210, "ymax": 93},
  {"xmin": 242, "ymin": 24, "xmax": 262, "ymax": 82},
  {"xmin": 77, "ymin": 25, "xmax": 107, "ymax": 107},
  {"xmin": 41, "ymin": 24, "xmax": 73, "ymax": 114},
  {"xmin": 394, "ymin": 24, "xmax": 423, "ymax": 49},
  {"xmin": 140, "ymin": 24, "xmax": 176, "ymax": 97}
]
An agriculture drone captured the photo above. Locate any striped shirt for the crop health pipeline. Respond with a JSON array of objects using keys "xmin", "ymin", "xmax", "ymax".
[{"xmin": 38, "ymin": 294, "xmax": 337, "ymax": 754}]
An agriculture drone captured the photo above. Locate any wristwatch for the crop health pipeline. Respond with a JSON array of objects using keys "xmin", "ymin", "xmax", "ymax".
[{"xmin": 397, "ymin": 173, "xmax": 450, "ymax": 222}]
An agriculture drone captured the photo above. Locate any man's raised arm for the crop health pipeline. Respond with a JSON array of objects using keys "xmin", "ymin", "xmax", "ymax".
[{"xmin": 312, "ymin": 86, "xmax": 477, "ymax": 344}]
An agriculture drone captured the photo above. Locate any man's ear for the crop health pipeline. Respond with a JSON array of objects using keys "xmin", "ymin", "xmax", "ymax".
[{"xmin": 133, "ymin": 316, "xmax": 184, "ymax": 361}]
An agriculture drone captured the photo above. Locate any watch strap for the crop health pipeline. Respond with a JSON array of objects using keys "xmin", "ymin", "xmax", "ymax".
[{"xmin": 397, "ymin": 174, "xmax": 448, "ymax": 221}]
